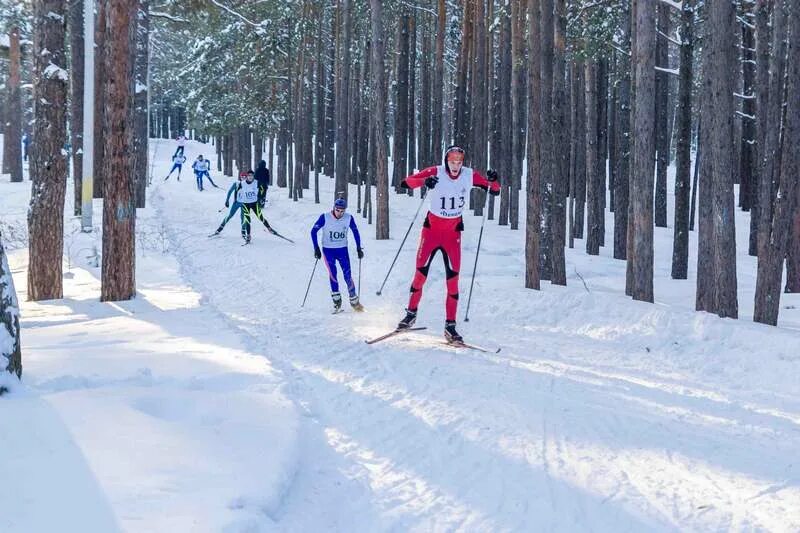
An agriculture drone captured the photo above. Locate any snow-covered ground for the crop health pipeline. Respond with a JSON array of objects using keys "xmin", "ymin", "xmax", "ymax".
[{"xmin": 1, "ymin": 135, "xmax": 798, "ymax": 532}]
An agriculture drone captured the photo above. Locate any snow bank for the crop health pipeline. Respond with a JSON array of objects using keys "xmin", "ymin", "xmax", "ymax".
[{"xmin": 0, "ymin": 176, "xmax": 301, "ymax": 531}]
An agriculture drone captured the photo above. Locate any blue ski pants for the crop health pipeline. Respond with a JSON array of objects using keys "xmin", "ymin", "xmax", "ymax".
[{"xmin": 322, "ymin": 247, "xmax": 356, "ymax": 297}]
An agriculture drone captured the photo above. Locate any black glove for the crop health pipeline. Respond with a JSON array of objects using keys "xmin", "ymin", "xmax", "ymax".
[
  {"xmin": 225, "ymin": 201, "xmax": 229, "ymax": 208},
  {"xmin": 314, "ymin": 247, "xmax": 322, "ymax": 259},
  {"xmin": 487, "ymin": 169, "xmax": 499, "ymax": 182},
  {"xmin": 425, "ymin": 176, "xmax": 438, "ymax": 189},
  {"xmin": 357, "ymin": 247, "xmax": 364, "ymax": 259}
]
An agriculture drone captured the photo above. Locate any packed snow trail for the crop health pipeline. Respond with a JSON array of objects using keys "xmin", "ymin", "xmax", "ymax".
[{"xmin": 149, "ymin": 139, "xmax": 800, "ymax": 531}]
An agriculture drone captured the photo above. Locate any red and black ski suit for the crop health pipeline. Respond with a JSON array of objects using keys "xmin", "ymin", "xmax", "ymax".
[{"xmin": 401, "ymin": 165, "xmax": 501, "ymax": 321}]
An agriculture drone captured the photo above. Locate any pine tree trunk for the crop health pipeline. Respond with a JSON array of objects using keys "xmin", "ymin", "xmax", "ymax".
[
  {"xmin": 739, "ymin": 8, "xmax": 756, "ymax": 213},
  {"xmin": 134, "ymin": 0, "xmax": 149, "ymax": 209},
  {"xmin": 756, "ymin": 2, "xmax": 788, "ymax": 260},
  {"xmin": 754, "ymin": 0, "xmax": 798, "ymax": 325},
  {"xmin": 4, "ymin": 27, "xmax": 23, "ymax": 183},
  {"xmin": 498, "ymin": 8, "xmax": 512, "ymax": 226},
  {"xmin": 539, "ymin": 0, "xmax": 554, "ymax": 280},
  {"xmin": 571, "ymin": 59, "xmax": 587, "ymax": 241},
  {"xmin": 510, "ymin": 0, "xmax": 526, "ymax": 228},
  {"xmin": 585, "ymin": 61, "xmax": 601, "ymax": 256},
  {"xmin": 550, "ymin": 0, "xmax": 567, "ymax": 284},
  {"xmin": 608, "ymin": 54, "xmax": 618, "ymax": 214},
  {"xmin": 93, "ymin": 0, "xmax": 107, "ymax": 198},
  {"xmin": 596, "ymin": 58, "xmax": 608, "ymax": 246},
  {"xmin": 787, "ymin": 202, "xmax": 800, "ymax": 293},
  {"xmin": 101, "ymin": 0, "xmax": 137, "ymax": 302},
  {"xmin": 28, "ymin": 0, "xmax": 69, "ymax": 302},
  {"xmin": 393, "ymin": 12, "xmax": 410, "ymax": 191},
  {"xmin": 335, "ymin": 0, "xmax": 352, "ymax": 200},
  {"xmin": 324, "ymin": 29, "xmax": 336, "ymax": 176},
  {"xmin": 472, "ymin": 0, "xmax": 488, "ymax": 216},
  {"xmin": 614, "ymin": 5, "xmax": 632, "ymax": 261},
  {"xmin": 750, "ymin": 0, "xmax": 771, "ymax": 256},
  {"xmin": 630, "ymin": 0, "xmax": 655, "ymax": 303},
  {"xmin": 370, "ymin": 0, "xmax": 390, "ymax": 239},
  {"xmin": 408, "ymin": 12, "xmax": 417, "ymax": 175},
  {"xmin": 420, "ymin": 23, "xmax": 432, "ymax": 168},
  {"xmin": 671, "ymin": 0, "xmax": 693, "ymax": 280},
  {"xmin": 525, "ymin": 0, "xmax": 542, "ymax": 290},
  {"xmin": 654, "ymin": 3, "xmax": 670, "ymax": 228},
  {"xmin": 69, "ymin": 3, "xmax": 84, "ymax": 214},
  {"xmin": 431, "ymin": 0, "xmax": 445, "ymax": 160},
  {"xmin": 455, "ymin": 0, "xmax": 473, "ymax": 154}
]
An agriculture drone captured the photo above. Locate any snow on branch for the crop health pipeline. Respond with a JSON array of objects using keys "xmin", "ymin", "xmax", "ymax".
[
  {"xmin": 736, "ymin": 111, "xmax": 755, "ymax": 121},
  {"xmin": 150, "ymin": 11, "xmax": 190, "ymax": 24},
  {"xmin": 655, "ymin": 66, "xmax": 679, "ymax": 76},
  {"xmin": 657, "ymin": 30, "xmax": 683, "ymax": 47},
  {"xmin": 734, "ymin": 92, "xmax": 755, "ymax": 100},
  {"xmin": 208, "ymin": 0, "xmax": 261, "ymax": 28},
  {"xmin": 658, "ymin": 0, "xmax": 682, "ymax": 10}
]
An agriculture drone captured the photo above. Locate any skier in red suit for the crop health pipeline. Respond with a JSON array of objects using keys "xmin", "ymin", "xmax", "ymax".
[{"xmin": 396, "ymin": 145, "xmax": 501, "ymax": 342}]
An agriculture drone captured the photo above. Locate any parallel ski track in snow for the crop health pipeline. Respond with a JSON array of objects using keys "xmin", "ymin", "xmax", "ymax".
[{"xmin": 148, "ymin": 141, "xmax": 800, "ymax": 532}]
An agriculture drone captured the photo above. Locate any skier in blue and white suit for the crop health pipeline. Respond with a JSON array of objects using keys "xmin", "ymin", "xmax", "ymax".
[
  {"xmin": 192, "ymin": 155, "xmax": 219, "ymax": 191},
  {"xmin": 310, "ymin": 198, "xmax": 365, "ymax": 312}
]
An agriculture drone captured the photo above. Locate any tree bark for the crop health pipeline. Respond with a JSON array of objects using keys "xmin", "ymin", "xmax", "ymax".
[
  {"xmin": 614, "ymin": 5, "xmax": 632, "ymax": 261},
  {"xmin": 539, "ymin": 0, "xmax": 554, "ymax": 280},
  {"xmin": 101, "ymin": 0, "xmax": 138, "ymax": 302},
  {"xmin": 431, "ymin": 0, "xmax": 445, "ymax": 161},
  {"xmin": 335, "ymin": 0, "xmax": 351, "ymax": 199},
  {"xmin": 585, "ymin": 61, "xmax": 601, "ymax": 256},
  {"xmin": 525, "ymin": 0, "xmax": 542, "ymax": 290},
  {"xmin": 28, "ymin": 0, "xmax": 69, "ymax": 302},
  {"xmin": 392, "ymin": 12, "xmax": 410, "ymax": 191},
  {"xmin": 750, "ymin": 0, "xmax": 771, "ymax": 256},
  {"xmin": 754, "ymin": 1, "xmax": 799, "ymax": 325},
  {"xmin": 510, "ymin": 0, "xmax": 526, "ymax": 228},
  {"xmin": 738, "ymin": 6, "xmax": 756, "ymax": 213},
  {"xmin": 671, "ymin": 0, "xmax": 693, "ymax": 280},
  {"xmin": 4, "ymin": 27, "xmax": 23, "ymax": 183},
  {"xmin": 630, "ymin": 0, "xmax": 655, "ymax": 303},
  {"xmin": 69, "ymin": 1, "xmax": 84, "ymax": 214},
  {"xmin": 550, "ymin": 0, "xmax": 567, "ymax": 284},
  {"xmin": 93, "ymin": 0, "xmax": 107, "ymax": 198},
  {"xmin": 756, "ymin": 1, "xmax": 787, "ymax": 260},
  {"xmin": 698, "ymin": 0, "xmax": 738, "ymax": 318},
  {"xmin": 133, "ymin": 0, "xmax": 149, "ymax": 209},
  {"xmin": 654, "ymin": 3, "xmax": 670, "ymax": 228},
  {"xmin": 370, "ymin": 0, "xmax": 390, "ymax": 239}
]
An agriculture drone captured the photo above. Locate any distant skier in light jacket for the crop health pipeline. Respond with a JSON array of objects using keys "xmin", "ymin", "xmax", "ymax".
[
  {"xmin": 192, "ymin": 155, "xmax": 219, "ymax": 191},
  {"xmin": 164, "ymin": 153, "xmax": 186, "ymax": 181},
  {"xmin": 310, "ymin": 197, "xmax": 364, "ymax": 313}
]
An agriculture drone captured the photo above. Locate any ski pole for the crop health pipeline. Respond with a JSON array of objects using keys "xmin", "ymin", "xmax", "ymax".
[
  {"xmin": 464, "ymin": 190, "xmax": 490, "ymax": 322},
  {"xmin": 301, "ymin": 258, "xmax": 319, "ymax": 307},
  {"xmin": 376, "ymin": 192, "xmax": 427, "ymax": 296},
  {"xmin": 358, "ymin": 256, "xmax": 362, "ymax": 298}
]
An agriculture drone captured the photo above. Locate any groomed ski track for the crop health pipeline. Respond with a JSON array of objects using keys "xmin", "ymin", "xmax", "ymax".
[{"xmin": 149, "ymin": 139, "xmax": 800, "ymax": 532}]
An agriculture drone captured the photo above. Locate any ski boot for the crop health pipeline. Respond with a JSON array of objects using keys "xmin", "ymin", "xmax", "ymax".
[
  {"xmin": 349, "ymin": 295, "xmax": 364, "ymax": 312},
  {"xmin": 397, "ymin": 309, "xmax": 417, "ymax": 330},
  {"xmin": 243, "ymin": 234, "xmax": 251, "ymax": 245},
  {"xmin": 444, "ymin": 320, "xmax": 463, "ymax": 343},
  {"xmin": 332, "ymin": 292, "xmax": 343, "ymax": 314}
]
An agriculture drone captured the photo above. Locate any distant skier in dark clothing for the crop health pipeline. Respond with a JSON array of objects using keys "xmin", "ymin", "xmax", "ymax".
[{"xmin": 254, "ymin": 160, "xmax": 270, "ymax": 208}]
